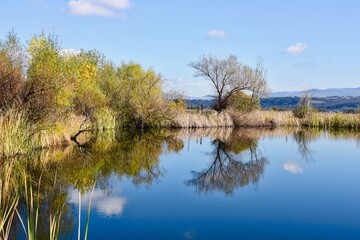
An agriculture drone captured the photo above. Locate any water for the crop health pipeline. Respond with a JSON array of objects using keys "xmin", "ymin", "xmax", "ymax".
[{"xmin": 4, "ymin": 128, "xmax": 360, "ymax": 239}]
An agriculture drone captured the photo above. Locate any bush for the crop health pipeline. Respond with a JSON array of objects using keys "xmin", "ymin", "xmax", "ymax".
[
  {"xmin": 292, "ymin": 106, "xmax": 314, "ymax": 119},
  {"xmin": 228, "ymin": 91, "xmax": 260, "ymax": 112},
  {"xmin": 0, "ymin": 31, "xmax": 25, "ymax": 109}
]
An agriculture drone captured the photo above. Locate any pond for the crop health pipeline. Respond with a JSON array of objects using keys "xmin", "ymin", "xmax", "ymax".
[{"xmin": 2, "ymin": 128, "xmax": 360, "ymax": 239}]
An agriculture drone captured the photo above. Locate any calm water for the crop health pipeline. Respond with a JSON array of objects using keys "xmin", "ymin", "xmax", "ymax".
[{"xmin": 5, "ymin": 128, "xmax": 360, "ymax": 239}]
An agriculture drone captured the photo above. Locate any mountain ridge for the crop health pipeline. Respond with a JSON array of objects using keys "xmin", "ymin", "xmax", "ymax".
[{"xmin": 269, "ymin": 87, "xmax": 360, "ymax": 98}]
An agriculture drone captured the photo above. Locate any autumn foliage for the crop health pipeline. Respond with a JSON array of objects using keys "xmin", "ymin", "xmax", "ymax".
[{"xmin": 0, "ymin": 31, "xmax": 183, "ymax": 131}]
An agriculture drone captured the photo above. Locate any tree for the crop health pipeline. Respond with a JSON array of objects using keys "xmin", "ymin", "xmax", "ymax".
[
  {"xmin": 72, "ymin": 50, "xmax": 107, "ymax": 123},
  {"xmin": 189, "ymin": 54, "xmax": 268, "ymax": 112},
  {"xmin": 24, "ymin": 33, "xmax": 69, "ymax": 122},
  {"xmin": 0, "ymin": 31, "xmax": 25, "ymax": 109},
  {"xmin": 117, "ymin": 62, "xmax": 169, "ymax": 128},
  {"xmin": 185, "ymin": 130, "xmax": 268, "ymax": 195}
]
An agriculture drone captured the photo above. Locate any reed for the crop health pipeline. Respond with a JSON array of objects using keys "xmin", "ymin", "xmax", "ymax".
[
  {"xmin": 94, "ymin": 108, "xmax": 116, "ymax": 131},
  {"xmin": 0, "ymin": 109, "xmax": 35, "ymax": 157},
  {"xmin": 230, "ymin": 110, "xmax": 299, "ymax": 127},
  {"xmin": 0, "ymin": 157, "xmax": 21, "ymax": 240},
  {"xmin": 172, "ymin": 110, "xmax": 234, "ymax": 128},
  {"xmin": 0, "ymin": 109, "xmax": 81, "ymax": 157},
  {"xmin": 174, "ymin": 109, "xmax": 360, "ymax": 129},
  {"xmin": 303, "ymin": 112, "xmax": 360, "ymax": 129}
]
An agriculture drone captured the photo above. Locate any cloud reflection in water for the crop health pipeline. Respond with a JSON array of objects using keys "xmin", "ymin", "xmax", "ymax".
[
  {"xmin": 69, "ymin": 189, "xmax": 127, "ymax": 217},
  {"xmin": 283, "ymin": 161, "xmax": 303, "ymax": 174}
]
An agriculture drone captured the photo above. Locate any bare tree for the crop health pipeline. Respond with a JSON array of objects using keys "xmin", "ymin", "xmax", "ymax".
[
  {"xmin": 189, "ymin": 54, "xmax": 268, "ymax": 112},
  {"xmin": 185, "ymin": 135, "xmax": 268, "ymax": 195}
]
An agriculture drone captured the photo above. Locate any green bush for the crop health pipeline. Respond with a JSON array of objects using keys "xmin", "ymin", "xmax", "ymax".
[
  {"xmin": 292, "ymin": 106, "xmax": 314, "ymax": 119},
  {"xmin": 229, "ymin": 91, "xmax": 261, "ymax": 112}
]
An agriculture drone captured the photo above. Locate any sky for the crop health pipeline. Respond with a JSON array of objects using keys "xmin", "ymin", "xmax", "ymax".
[{"xmin": 1, "ymin": 0, "xmax": 360, "ymax": 97}]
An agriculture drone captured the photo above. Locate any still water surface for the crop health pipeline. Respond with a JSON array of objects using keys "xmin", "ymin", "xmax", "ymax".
[{"xmin": 7, "ymin": 128, "xmax": 360, "ymax": 239}]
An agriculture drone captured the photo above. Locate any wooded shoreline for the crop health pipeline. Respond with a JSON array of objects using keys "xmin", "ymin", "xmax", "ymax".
[{"xmin": 1, "ymin": 32, "xmax": 360, "ymax": 157}]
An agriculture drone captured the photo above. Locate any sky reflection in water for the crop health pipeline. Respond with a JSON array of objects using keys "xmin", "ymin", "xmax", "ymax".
[{"xmin": 7, "ymin": 128, "xmax": 360, "ymax": 239}]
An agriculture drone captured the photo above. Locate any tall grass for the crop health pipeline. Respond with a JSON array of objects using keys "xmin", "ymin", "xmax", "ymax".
[
  {"xmin": 0, "ymin": 109, "xmax": 35, "ymax": 157},
  {"xmin": 172, "ymin": 110, "xmax": 233, "ymax": 128},
  {"xmin": 230, "ymin": 110, "xmax": 299, "ymax": 127},
  {"xmin": 174, "ymin": 110, "xmax": 360, "ymax": 129},
  {"xmin": 94, "ymin": 108, "xmax": 116, "ymax": 131},
  {"xmin": 303, "ymin": 112, "xmax": 360, "ymax": 129},
  {"xmin": 23, "ymin": 170, "xmax": 43, "ymax": 240},
  {"xmin": 0, "ymin": 157, "xmax": 21, "ymax": 240},
  {"xmin": 0, "ymin": 109, "xmax": 78, "ymax": 157}
]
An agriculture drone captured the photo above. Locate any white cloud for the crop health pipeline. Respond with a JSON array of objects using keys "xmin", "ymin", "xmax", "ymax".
[
  {"xmin": 283, "ymin": 161, "xmax": 303, "ymax": 174},
  {"xmin": 285, "ymin": 43, "xmax": 308, "ymax": 55},
  {"xmin": 60, "ymin": 48, "xmax": 81, "ymax": 56},
  {"xmin": 69, "ymin": 189, "xmax": 127, "ymax": 217},
  {"xmin": 206, "ymin": 30, "xmax": 226, "ymax": 39},
  {"xmin": 67, "ymin": 0, "xmax": 131, "ymax": 17}
]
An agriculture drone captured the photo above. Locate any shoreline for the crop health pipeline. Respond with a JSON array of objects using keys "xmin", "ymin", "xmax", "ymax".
[{"xmin": 1, "ymin": 109, "xmax": 360, "ymax": 158}]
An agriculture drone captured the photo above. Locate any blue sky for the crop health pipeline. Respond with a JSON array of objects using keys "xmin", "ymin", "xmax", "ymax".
[{"xmin": 1, "ymin": 0, "xmax": 359, "ymax": 97}]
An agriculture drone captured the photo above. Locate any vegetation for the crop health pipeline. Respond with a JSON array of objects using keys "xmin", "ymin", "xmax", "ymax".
[
  {"xmin": 261, "ymin": 96, "xmax": 360, "ymax": 112},
  {"xmin": 185, "ymin": 129, "xmax": 267, "ymax": 195},
  {"xmin": 189, "ymin": 55, "xmax": 268, "ymax": 112},
  {"xmin": 228, "ymin": 91, "xmax": 261, "ymax": 112},
  {"xmin": 1, "ymin": 30, "xmax": 360, "ymax": 158},
  {"xmin": 292, "ymin": 92, "xmax": 315, "ymax": 119},
  {"xmin": 0, "ymin": 129, "xmax": 182, "ymax": 239},
  {"xmin": 0, "ymin": 31, "xmax": 184, "ymax": 157}
]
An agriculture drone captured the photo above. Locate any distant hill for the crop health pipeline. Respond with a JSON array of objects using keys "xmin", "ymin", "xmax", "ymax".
[
  {"xmin": 261, "ymin": 96, "xmax": 360, "ymax": 112},
  {"xmin": 185, "ymin": 89, "xmax": 360, "ymax": 112},
  {"xmin": 270, "ymin": 87, "xmax": 360, "ymax": 98},
  {"xmin": 184, "ymin": 95, "xmax": 215, "ymax": 109}
]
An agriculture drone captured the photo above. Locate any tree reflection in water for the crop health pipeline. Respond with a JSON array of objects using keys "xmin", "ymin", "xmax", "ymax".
[
  {"xmin": 1, "ymin": 129, "xmax": 182, "ymax": 240},
  {"xmin": 185, "ymin": 129, "xmax": 268, "ymax": 195},
  {"xmin": 292, "ymin": 129, "xmax": 317, "ymax": 161}
]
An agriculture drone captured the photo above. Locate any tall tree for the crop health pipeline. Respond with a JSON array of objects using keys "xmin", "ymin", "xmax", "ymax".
[
  {"xmin": 189, "ymin": 55, "xmax": 268, "ymax": 112},
  {"xmin": 25, "ymin": 34, "xmax": 68, "ymax": 121},
  {"xmin": 117, "ymin": 62, "xmax": 168, "ymax": 128}
]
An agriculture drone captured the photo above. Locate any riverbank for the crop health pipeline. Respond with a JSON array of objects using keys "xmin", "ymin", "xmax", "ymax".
[
  {"xmin": 172, "ymin": 110, "xmax": 360, "ymax": 129},
  {"xmin": 1, "ymin": 109, "xmax": 360, "ymax": 157}
]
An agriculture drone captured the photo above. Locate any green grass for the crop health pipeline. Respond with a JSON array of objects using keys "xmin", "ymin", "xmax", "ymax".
[
  {"xmin": 0, "ymin": 158, "xmax": 20, "ymax": 240},
  {"xmin": 94, "ymin": 107, "xmax": 116, "ymax": 131},
  {"xmin": 0, "ymin": 109, "xmax": 35, "ymax": 157}
]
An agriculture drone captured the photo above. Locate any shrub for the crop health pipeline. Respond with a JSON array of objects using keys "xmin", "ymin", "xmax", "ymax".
[
  {"xmin": 292, "ymin": 106, "xmax": 314, "ymax": 119},
  {"xmin": 0, "ymin": 31, "xmax": 25, "ymax": 109},
  {"xmin": 228, "ymin": 91, "xmax": 261, "ymax": 112}
]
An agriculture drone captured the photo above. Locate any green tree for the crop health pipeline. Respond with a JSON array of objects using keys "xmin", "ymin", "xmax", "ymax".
[
  {"xmin": 24, "ymin": 34, "xmax": 69, "ymax": 122},
  {"xmin": 72, "ymin": 51, "xmax": 107, "ymax": 122},
  {"xmin": 117, "ymin": 63, "xmax": 170, "ymax": 128}
]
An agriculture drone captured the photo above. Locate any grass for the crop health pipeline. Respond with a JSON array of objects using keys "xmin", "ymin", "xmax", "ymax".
[
  {"xmin": 172, "ymin": 110, "xmax": 234, "ymax": 128},
  {"xmin": 0, "ymin": 109, "xmax": 35, "ymax": 157},
  {"xmin": 0, "ymin": 109, "xmax": 93, "ymax": 158},
  {"xmin": 0, "ymin": 109, "xmax": 72, "ymax": 158},
  {"xmin": 0, "ymin": 157, "xmax": 20, "ymax": 240},
  {"xmin": 1, "ymin": 107, "xmax": 360, "ymax": 158},
  {"xmin": 94, "ymin": 108, "xmax": 116, "ymax": 131},
  {"xmin": 173, "ymin": 109, "xmax": 360, "ymax": 129},
  {"xmin": 303, "ymin": 112, "xmax": 360, "ymax": 129}
]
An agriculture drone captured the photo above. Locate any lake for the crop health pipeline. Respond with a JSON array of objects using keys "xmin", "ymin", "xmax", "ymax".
[{"xmin": 3, "ymin": 128, "xmax": 360, "ymax": 239}]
